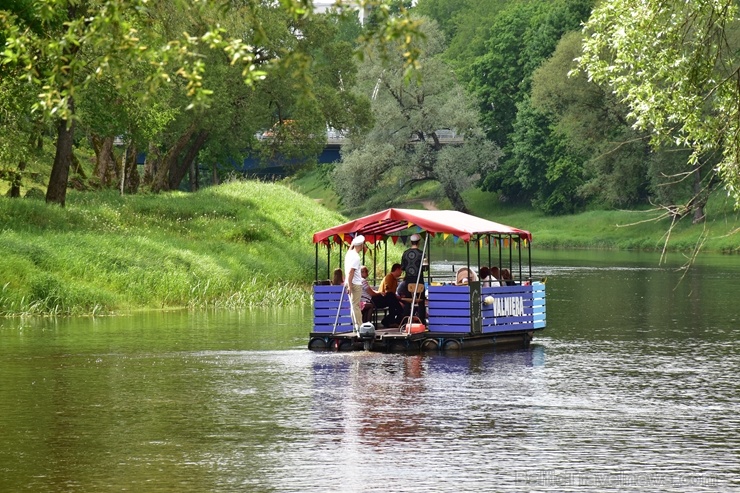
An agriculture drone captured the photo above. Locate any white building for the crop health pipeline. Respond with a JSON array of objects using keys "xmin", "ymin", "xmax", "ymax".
[{"xmin": 313, "ymin": 1, "xmax": 367, "ymax": 24}]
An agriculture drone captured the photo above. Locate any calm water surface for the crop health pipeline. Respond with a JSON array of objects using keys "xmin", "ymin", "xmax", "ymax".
[{"xmin": 1, "ymin": 251, "xmax": 738, "ymax": 492}]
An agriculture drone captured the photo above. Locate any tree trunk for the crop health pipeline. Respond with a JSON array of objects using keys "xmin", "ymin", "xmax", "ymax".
[
  {"xmin": 91, "ymin": 135, "xmax": 118, "ymax": 187},
  {"xmin": 46, "ymin": 99, "xmax": 76, "ymax": 206},
  {"xmin": 189, "ymin": 159, "xmax": 197, "ymax": 191},
  {"xmin": 121, "ymin": 142, "xmax": 140, "ymax": 194},
  {"xmin": 10, "ymin": 161, "xmax": 27, "ymax": 198},
  {"xmin": 142, "ymin": 142, "xmax": 160, "ymax": 187},
  {"xmin": 211, "ymin": 162, "xmax": 220, "ymax": 185},
  {"xmin": 46, "ymin": 4, "xmax": 80, "ymax": 206},
  {"xmin": 169, "ymin": 130, "xmax": 208, "ymax": 191},
  {"xmin": 442, "ymin": 182, "xmax": 469, "ymax": 213},
  {"xmin": 151, "ymin": 124, "xmax": 197, "ymax": 193}
]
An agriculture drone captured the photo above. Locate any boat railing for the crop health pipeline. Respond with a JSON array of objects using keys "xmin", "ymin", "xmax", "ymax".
[{"xmin": 312, "ymin": 280, "xmax": 546, "ymax": 335}]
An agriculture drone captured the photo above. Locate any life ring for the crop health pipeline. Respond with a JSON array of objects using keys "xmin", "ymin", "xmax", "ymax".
[
  {"xmin": 443, "ymin": 339, "xmax": 462, "ymax": 351},
  {"xmin": 420, "ymin": 338, "xmax": 439, "ymax": 351},
  {"xmin": 308, "ymin": 337, "xmax": 328, "ymax": 350}
]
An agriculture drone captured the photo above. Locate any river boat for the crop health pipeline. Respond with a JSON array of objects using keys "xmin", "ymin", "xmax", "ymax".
[{"xmin": 308, "ymin": 208, "xmax": 546, "ymax": 352}]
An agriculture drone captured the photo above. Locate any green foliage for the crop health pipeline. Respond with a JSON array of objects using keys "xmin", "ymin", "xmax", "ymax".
[
  {"xmin": 0, "ymin": 181, "xmax": 346, "ymax": 315},
  {"xmin": 507, "ymin": 98, "xmax": 585, "ymax": 214},
  {"xmin": 460, "ymin": 0, "xmax": 594, "ymax": 213},
  {"xmin": 579, "ymin": 0, "xmax": 740, "ymax": 209},
  {"xmin": 415, "ymin": 0, "xmax": 513, "ymax": 72},
  {"xmin": 333, "ymin": 16, "xmax": 499, "ymax": 213},
  {"xmin": 0, "ymin": 0, "xmax": 424, "ymax": 119},
  {"xmin": 467, "ymin": 0, "xmax": 594, "ymax": 147},
  {"xmin": 0, "ymin": 0, "xmax": 424, "ymax": 202}
]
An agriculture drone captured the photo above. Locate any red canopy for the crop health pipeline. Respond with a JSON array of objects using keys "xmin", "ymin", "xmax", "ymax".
[{"xmin": 312, "ymin": 208, "xmax": 532, "ymax": 244}]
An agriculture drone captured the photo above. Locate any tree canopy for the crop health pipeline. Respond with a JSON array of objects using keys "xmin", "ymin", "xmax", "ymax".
[
  {"xmin": 332, "ymin": 17, "xmax": 499, "ymax": 213},
  {"xmin": 0, "ymin": 0, "xmax": 423, "ymax": 204},
  {"xmin": 579, "ymin": 0, "xmax": 740, "ymax": 210}
]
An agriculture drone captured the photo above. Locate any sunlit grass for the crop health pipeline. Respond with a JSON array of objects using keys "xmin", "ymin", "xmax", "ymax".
[
  {"xmin": 461, "ymin": 187, "xmax": 739, "ymax": 252},
  {"xmin": 0, "ymin": 181, "xmax": 343, "ymax": 316}
]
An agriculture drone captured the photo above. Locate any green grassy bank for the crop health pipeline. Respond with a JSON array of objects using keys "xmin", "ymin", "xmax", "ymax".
[
  {"xmin": 462, "ymin": 189, "xmax": 740, "ymax": 253},
  {"xmin": 0, "ymin": 181, "xmax": 344, "ymax": 316},
  {"xmin": 289, "ymin": 168, "xmax": 740, "ymax": 253},
  {"xmin": 1, "ymin": 178, "xmax": 738, "ymax": 316}
]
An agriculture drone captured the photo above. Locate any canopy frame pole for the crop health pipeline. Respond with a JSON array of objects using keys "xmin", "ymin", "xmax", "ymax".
[
  {"xmin": 372, "ymin": 239, "xmax": 377, "ymax": 285},
  {"xmin": 508, "ymin": 234, "xmax": 513, "ymax": 277},
  {"xmin": 517, "ymin": 237, "xmax": 523, "ymax": 281},
  {"xmin": 384, "ymin": 237, "xmax": 388, "ymax": 275},
  {"xmin": 325, "ymin": 243, "xmax": 331, "ymax": 280},
  {"xmin": 466, "ymin": 241, "xmax": 471, "ymax": 282},
  {"xmin": 476, "ymin": 235, "xmax": 481, "ymax": 277},
  {"xmin": 408, "ymin": 233, "xmax": 429, "ymax": 330},
  {"xmin": 332, "ymin": 283, "xmax": 346, "ymax": 335},
  {"xmin": 425, "ymin": 234, "xmax": 431, "ymax": 285},
  {"xmin": 487, "ymin": 234, "xmax": 492, "ymax": 272}
]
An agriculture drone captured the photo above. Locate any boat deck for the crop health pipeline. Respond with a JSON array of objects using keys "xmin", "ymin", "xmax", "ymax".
[{"xmin": 308, "ymin": 326, "xmax": 541, "ymax": 352}]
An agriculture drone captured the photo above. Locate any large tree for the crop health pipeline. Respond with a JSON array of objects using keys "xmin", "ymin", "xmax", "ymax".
[
  {"xmin": 530, "ymin": 31, "xmax": 704, "ymax": 216},
  {"xmin": 414, "ymin": 0, "xmax": 513, "ymax": 74},
  {"xmin": 578, "ymin": 0, "xmax": 740, "ymax": 211},
  {"xmin": 1, "ymin": 1, "xmax": 236, "ymax": 204},
  {"xmin": 0, "ymin": 0, "xmax": 423, "ymax": 204},
  {"xmin": 467, "ymin": 0, "xmax": 594, "ymax": 148},
  {"xmin": 463, "ymin": 0, "xmax": 594, "ymax": 205},
  {"xmin": 333, "ymin": 17, "xmax": 500, "ymax": 213}
]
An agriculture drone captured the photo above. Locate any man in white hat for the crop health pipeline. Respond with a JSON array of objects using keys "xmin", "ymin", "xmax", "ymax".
[{"xmin": 345, "ymin": 234, "xmax": 365, "ymax": 331}]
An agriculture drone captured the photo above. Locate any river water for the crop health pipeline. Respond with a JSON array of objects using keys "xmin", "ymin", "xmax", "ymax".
[{"xmin": 1, "ymin": 250, "xmax": 738, "ymax": 492}]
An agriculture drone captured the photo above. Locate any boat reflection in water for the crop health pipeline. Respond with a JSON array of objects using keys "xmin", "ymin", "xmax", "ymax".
[{"xmin": 309, "ymin": 345, "xmax": 545, "ymax": 446}]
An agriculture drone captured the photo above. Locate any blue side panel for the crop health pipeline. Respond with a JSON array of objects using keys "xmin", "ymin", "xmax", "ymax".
[
  {"xmin": 312, "ymin": 285, "xmax": 354, "ymax": 333},
  {"xmin": 480, "ymin": 283, "xmax": 546, "ymax": 334},
  {"xmin": 531, "ymin": 282, "xmax": 546, "ymax": 329},
  {"xmin": 427, "ymin": 285, "xmax": 472, "ymax": 334}
]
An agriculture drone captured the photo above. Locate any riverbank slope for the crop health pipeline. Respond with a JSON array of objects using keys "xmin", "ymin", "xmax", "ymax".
[{"xmin": 0, "ymin": 181, "xmax": 343, "ymax": 316}]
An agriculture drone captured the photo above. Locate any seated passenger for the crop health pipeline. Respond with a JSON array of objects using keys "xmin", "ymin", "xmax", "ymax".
[
  {"xmin": 379, "ymin": 263, "xmax": 402, "ymax": 296},
  {"xmin": 479, "ymin": 266, "xmax": 494, "ymax": 287},
  {"xmin": 490, "ymin": 266, "xmax": 502, "ymax": 286},
  {"xmin": 501, "ymin": 268, "xmax": 516, "ymax": 286},
  {"xmin": 331, "ymin": 268, "xmax": 344, "ymax": 286},
  {"xmin": 378, "ymin": 263, "xmax": 405, "ymax": 326},
  {"xmin": 455, "ymin": 267, "xmax": 478, "ymax": 285},
  {"xmin": 361, "ymin": 266, "xmax": 404, "ymax": 327}
]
